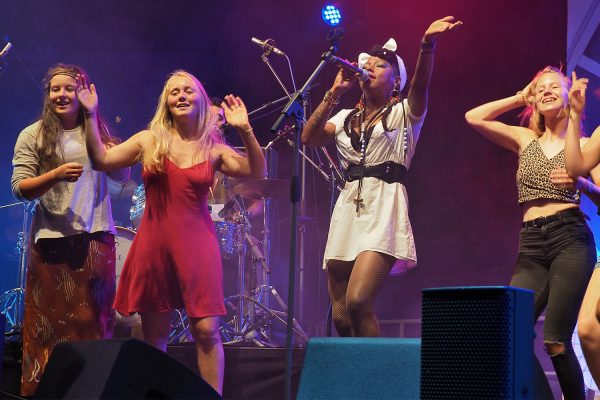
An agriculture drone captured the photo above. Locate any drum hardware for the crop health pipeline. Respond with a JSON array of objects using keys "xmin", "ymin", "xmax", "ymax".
[
  {"xmin": 0, "ymin": 201, "xmax": 36, "ymax": 337},
  {"xmin": 129, "ymin": 184, "xmax": 146, "ymax": 229},
  {"xmin": 169, "ymin": 309, "xmax": 193, "ymax": 343},
  {"xmin": 220, "ymin": 178, "xmax": 308, "ymax": 347}
]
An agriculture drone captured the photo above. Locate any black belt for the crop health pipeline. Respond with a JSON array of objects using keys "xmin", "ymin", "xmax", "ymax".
[
  {"xmin": 344, "ymin": 161, "xmax": 407, "ymax": 184},
  {"xmin": 522, "ymin": 208, "xmax": 586, "ymax": 228}
]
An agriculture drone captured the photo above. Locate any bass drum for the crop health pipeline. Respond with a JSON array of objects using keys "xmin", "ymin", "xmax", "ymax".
[
  {"xmin": 113, "ymin": 226, "xmax": 141, "ymax": 327},
  {"xmin": 114, "ymin": 226, "xmax": 136, "ymax": 286}
]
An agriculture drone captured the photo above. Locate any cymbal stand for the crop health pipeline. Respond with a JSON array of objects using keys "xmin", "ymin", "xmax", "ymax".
[
  {"xmin": 218, "ymin": 181, "xmax": 268, "ymax": 345},
  {"xmin": 218, "ymin": 182, "xmax": 309, "ymax": 347},
  {"xmin": 219, "ymin": 180, "xmax": 253, "ymax": 345},
  {"xmin": 0, "ymin": 201, "xmax": 36, "ymax": 337}
]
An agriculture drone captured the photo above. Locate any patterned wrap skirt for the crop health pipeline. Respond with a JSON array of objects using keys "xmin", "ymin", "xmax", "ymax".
[{"xmin": 21, "ymin": 231, "xmax": 116, "ymax": 397}]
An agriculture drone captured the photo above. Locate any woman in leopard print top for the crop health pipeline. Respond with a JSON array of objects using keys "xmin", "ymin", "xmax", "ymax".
[{"xmin": 466, "ymin": 66, "xmax": 600, "ymax": 399}]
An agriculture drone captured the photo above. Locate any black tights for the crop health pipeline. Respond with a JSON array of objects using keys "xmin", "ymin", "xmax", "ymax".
[{"xmin": 327, "ymin": 251, "xmax": 395, "ymax": 337}]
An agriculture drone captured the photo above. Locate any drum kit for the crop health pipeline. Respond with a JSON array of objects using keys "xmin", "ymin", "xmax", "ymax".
[{"xmin": 120, "ymin": 176, "xmax": 308, "ymax": 346}]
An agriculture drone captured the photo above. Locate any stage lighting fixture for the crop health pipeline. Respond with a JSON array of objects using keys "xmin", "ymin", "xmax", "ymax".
[{"xmin": 322, "ymin": 5, "xmax": 342, "ymax": 26}]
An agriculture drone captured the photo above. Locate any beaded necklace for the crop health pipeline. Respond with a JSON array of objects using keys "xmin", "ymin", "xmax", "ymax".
[{"xmin": 343, "ymin": 95, "xmax": 408, "ymax": 213}]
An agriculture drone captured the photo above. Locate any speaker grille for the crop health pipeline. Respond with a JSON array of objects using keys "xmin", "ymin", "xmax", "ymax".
[{"xmin": 420, "ymin": 287, "xmax": 532, "ymax": 400}]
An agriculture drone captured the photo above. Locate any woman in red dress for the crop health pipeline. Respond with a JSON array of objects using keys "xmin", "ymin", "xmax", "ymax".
[{"xmin": 79, "ymin": 70, "xmax": 265, "ymax": 394}]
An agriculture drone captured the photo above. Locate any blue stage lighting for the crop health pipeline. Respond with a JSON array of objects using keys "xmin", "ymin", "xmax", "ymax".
[{"xmin": 322, "ymin": 5, "xmax": 342, "ymax": 26}]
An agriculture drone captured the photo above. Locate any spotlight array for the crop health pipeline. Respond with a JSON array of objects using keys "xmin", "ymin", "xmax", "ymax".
[{"xmin": 322, "ymin": 5, "xmax": 341, "ymax": 26}]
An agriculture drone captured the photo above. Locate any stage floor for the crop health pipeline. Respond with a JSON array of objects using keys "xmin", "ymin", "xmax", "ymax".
[{"xmin": 168, "ymin": 343, "xmax": 305, "ymax": 399}]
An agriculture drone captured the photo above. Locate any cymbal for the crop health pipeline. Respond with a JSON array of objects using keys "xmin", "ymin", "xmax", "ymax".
[{"xmin": 232, "ymin": 178, "xmax": 290, "ymax": 200}]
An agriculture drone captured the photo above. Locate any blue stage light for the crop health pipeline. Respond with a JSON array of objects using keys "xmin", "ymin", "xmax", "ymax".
[{"xmin": 322, "ymin": 5, "xmax": 341, "ymax": 26}]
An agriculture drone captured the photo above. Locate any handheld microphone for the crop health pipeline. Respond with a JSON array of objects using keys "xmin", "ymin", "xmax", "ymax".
[
  {"xmin": 251, "ymin": 37, "xmax": 285, "ymax": 56},
  {"xmin": 326, "ymin": 55, "xmax": 369, "ymax": 82},
  {"xmin": 218, "ymin": 194, "xmax": 242, "ymax": 218}
]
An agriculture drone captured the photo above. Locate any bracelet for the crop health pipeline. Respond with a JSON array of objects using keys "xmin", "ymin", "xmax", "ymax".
[
  {"xmin": 420, "ymin": 38, "xmax": 436, "ymax": 53},
  {"xmin": 242, "ymin": 127, "xmax": 254, "ymax": 133},
  {"xmin": 515, "ymin": 91, "xmax": 528, "ymax": 105},
  {"xmin": 323, "ymin": 90, "xmax": 340, "ymax": 106}
]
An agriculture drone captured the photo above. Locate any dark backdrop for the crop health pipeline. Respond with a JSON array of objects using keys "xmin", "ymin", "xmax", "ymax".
[{"xmin": 0, "ymin": 0, "xmax": 568, "ymax": 335}]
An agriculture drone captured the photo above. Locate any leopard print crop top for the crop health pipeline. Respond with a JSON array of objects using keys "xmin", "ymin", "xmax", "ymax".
[{"xmin": 516, "ymin": 139, "xmax": 579, "ymax": 205}]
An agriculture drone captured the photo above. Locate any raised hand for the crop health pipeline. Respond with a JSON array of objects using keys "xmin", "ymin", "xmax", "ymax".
[
  {"xmin": 423, "ymin": 16, "xmax": 463, "ymax": 41},
  {"xmin": 569, "ymin": 71, "xmax": 588, "ymax": 116},
  {"xmin": 53, "ymin": 162, "xmax": 84, "ymax": 182},
  {"xmin": 519, "ymin": 80, "xmax": 535, "ymax": 105},
  {"xmin": 75, "ymin": 73, "xmax": 98, "ymax": 115},
  {"xmin": 221, "ymin": 94, "xmax": 251, "ymax": 132},
  {"xmin": 331, "ymin": 62, "xmax": 358, "ymax": 97}
]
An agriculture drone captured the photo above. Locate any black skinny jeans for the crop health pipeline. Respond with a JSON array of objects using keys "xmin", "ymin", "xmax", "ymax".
[{"xmin": 511, "ymin": 210, "xmax": 596, "ymax": 400}]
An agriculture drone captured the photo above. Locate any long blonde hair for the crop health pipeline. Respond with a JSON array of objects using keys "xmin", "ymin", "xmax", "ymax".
[
  {"xmin": 520, "ymin": 66, "xmax": 573, "ymax": 137},
  {"xmin": 143, "ymin": 70, "xmax": 222, "ymax": 173}
]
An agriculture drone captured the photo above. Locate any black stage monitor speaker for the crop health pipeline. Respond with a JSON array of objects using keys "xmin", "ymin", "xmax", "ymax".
[
  {"xmin": 420, "ymin": 286, "xmax": 535, "ymax": 400},
  {"xmin": 34, "ymin": 338, "xmax": 221, "ymax": 399}
]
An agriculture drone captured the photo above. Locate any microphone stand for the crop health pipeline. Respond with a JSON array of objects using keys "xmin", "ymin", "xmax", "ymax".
[
  {"xmin": 260, "ymin": 53, "xmax": 292, "ymax": 98},
  {"xmin": 247, "ymin": 83, "xmax": 321, "ymax": 119},
  {"xmin": 271, "ymin": 36, "xmax": 340, "ymax": 400},
  {"xmin": 257, "ymin": 48, "xmax": 314, "ymax": 342},
  {"xmin": 0, "ymin": 201, "xmax": 36, "ymax": 336}
]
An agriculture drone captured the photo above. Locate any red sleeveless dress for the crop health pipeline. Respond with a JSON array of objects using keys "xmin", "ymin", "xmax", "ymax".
[{"xmin": 114, "ymin": 158, "xmax": 226, "ymax": 317}]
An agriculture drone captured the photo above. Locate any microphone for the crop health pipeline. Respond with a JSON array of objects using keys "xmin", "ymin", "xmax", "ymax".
[
  {"xmin": 0, "ymin": 42, "xmax": 12, "ymax": 57},
  {"xmin": 0, "ymin": 42, "xmax": 12, "ymax": 76},
  {"xmin": 251, "ymin": 37, "xmax": 285, "ymax": 56},
  {"xmin": 325, "ymin": 54, "xmax": 369, "ymax": 82},
  {"xmin": 218, "ymin": 194, "xmax": 242, "ymax": 218}
]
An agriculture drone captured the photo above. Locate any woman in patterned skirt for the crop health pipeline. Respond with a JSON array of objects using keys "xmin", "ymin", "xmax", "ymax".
[{"xmin": 11, "ymin": 63, "xmax": 128, "ymax": 397}]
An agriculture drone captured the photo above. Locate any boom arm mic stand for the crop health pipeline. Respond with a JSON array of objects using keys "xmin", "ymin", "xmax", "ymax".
[{"xmin": 270, "ymin": 28, "xmax": 343, "ymax": 399}]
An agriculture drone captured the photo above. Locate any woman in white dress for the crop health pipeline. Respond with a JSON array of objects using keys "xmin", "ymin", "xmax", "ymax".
[{"xmin": 301, "ymin": 16, "xmax": 461, "ymax": 337}]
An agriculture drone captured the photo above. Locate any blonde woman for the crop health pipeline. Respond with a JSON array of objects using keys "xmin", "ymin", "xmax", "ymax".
[
  {"xmin": 466, "ymin": 66, "xmax": 599, "ymax": 399},
  {"xmin": 79, "ymin": 70, "xmax": 265, "ymax": 394}
]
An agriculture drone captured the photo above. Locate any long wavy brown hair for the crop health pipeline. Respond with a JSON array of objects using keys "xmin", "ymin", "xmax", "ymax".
[{"xmin": 37, "ymin": 63, "xmax": 117, "ymax": 173}]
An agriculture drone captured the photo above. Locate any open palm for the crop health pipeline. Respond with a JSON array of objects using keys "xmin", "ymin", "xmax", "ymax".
[{"xmin": 75, "ymin": 74, "xmax": 98, "ymax": 114}]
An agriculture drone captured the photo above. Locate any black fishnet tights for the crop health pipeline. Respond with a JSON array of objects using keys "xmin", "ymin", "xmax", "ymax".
[{"xmin": 327, "ymin": 251, "xmax": 395, "ymax": 337}]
